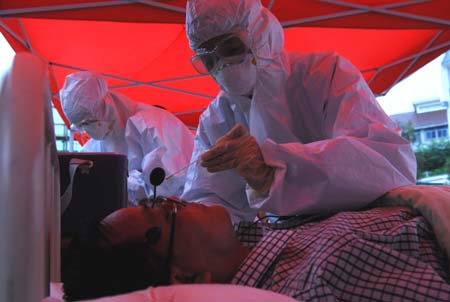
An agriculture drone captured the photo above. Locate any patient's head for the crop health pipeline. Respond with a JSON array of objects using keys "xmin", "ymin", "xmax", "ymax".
[{"xmin": 63, "ymin": 201, "xmax": 248, "ymax": 300}]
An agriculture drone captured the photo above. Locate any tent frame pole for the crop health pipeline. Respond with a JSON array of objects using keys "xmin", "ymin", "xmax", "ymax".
[
  {"xmin": 321, "ymin": 0, "xmax": 450, "ymax": 27},
  {"xmin": 0, "ymin": 1, "xmax": 129, "ymax": 16},
  {"xmin": 130, "ymin": 0, "xmax": 185, "ymax": 14},
  {"xmin": 389, "ymin": 31, "xmax": 443, "ymax": 90},
  {"xmin": 49, "ymin": 62, "xmax": 216, "ymax": 100},
  {"xmin": 281, "ymin": 0, "xmax": 449, "ymax": 28},
  {"xmin": 2, "ymin": 0, "xmax": 448, "ymax": 27}
]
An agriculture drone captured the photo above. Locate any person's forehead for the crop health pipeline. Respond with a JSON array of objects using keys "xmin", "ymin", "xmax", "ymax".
[
  {"xmin": 104, "ymin": 206, "xmax": 141, "ymax": 220},
  {"xmin": 99, "ymin": 206, "xmax": 160, "ymax": 243},
  {"xmin": 106, "ymin": 206, "xmax": 162, "ymax": 226}
]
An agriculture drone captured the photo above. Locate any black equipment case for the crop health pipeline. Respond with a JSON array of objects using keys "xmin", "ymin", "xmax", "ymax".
[{"xmin": 58, "ymin": 152, "xmax": 128, "ymax": 239}]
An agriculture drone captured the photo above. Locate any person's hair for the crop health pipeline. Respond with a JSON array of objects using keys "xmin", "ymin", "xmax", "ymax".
[{"xmin": 62, "ymin": 225, "xmax": 170, "ymax": 301}]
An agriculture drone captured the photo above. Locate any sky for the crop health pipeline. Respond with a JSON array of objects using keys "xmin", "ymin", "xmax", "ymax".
[
  {"xmin": 0, "ymin": 32, "xmax": 446, "ymax": 117},
  {"xmin": 0, "ymin": 33, "xmax": 15, "ymax": 77},
  {"xmin": 376, "ymin": 53, "xmax": 445, "ymax": 115}
]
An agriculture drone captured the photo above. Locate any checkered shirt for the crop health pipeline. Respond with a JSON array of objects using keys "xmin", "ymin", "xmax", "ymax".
[{"xmin": 231, "ymin": 206, "xmax": 450, "ymax": 301}]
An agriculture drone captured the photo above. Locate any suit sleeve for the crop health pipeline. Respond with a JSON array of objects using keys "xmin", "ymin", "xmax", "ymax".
[{"xmin": 247, "ymin": 53, "xmax": 417, "ymax": 216}]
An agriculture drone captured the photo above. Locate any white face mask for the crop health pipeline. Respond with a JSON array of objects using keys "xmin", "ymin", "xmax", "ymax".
[
  {"xmin": 213, "ymin": 54, "xmax": 257, "ymax": 97},
  {"xmin": 82, "ymin": 120, "xmax": 112, "ymax": 140}
]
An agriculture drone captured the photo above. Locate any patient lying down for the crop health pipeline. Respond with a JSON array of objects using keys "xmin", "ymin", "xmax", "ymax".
[{"xmin": 62, "ymin": 191, "xmax": 450, "ymax": 301}]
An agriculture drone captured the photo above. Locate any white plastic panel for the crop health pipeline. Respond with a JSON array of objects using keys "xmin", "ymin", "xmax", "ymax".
[{"xmin": 0, "ymin": 53, "xmax": 60, "ymax": 302}]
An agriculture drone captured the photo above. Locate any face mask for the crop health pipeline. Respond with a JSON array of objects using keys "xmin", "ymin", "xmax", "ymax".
[
  {"xmin": 213, "ymin": 54, "xmax": 257, "ymax": 97},
  {"xmin": 82, "ymin": 120, "xmax": 112, "ymax": 140}
]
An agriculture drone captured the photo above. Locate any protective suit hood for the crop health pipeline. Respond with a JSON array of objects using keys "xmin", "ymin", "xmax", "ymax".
[
  {"xmin": 186, "ymin": 0, "xmax": 296, "ymax": 144},
  {"xmin": 60, "ymin": 71, "xmax": 108, "ymax": 125},
  {"xmin": 60, "ymin": 71, "xmax": 195, "ymax": 202},
  {"xmin": 60, "ymin": 71, "xmax": 141, "ymax": 153},
  {"xmin": 183, "ymin": 0, "xmax": 416, "ymax": 223},
  {"xmin": 186, "ymin": 0, "xmax": 284, "ymax": 67},
  {"xmin": 60, "ymin": 71, "xmax": 140, "ymax": 128}
]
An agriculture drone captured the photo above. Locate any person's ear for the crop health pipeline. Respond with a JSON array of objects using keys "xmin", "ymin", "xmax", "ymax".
[{"xmin": 170, "ymin": 265, "xmax": 212, "ymax": 284}]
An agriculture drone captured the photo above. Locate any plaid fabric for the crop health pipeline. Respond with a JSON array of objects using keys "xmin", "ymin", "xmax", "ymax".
[{"xmin": 231, "ymin": 206, "xmax": 450, "ymax": 301}]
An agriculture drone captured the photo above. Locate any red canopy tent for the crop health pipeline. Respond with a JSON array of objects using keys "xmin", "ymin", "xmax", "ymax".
[{"xmin": 1, "ymin": 0, "xmax": 450, "ymax": 129}]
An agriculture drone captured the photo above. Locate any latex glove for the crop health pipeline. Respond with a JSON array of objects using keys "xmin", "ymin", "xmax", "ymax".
[
  {"xmin": 127, "ymin": 169, "xmax": 149, "ymax": 205},
  {"xmin": 201, "ymin": 123, "xmax": 274, "ymax": 194}
]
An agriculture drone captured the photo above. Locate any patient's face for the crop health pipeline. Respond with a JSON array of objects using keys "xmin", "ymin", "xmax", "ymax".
[{"xmin": 98, "ymin": 202, "xmax": 236, "ymax": 272}]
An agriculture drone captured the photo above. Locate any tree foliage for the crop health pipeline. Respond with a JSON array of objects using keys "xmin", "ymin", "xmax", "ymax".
[
  {"xmin": 395, "ymin": 120, "xmax": 450, "ymax": 180},
  {"xmin": 395, "ymin": 120, "xmax": 416, "ymax": 143},
  {"xmin": 415, "ymin": 139, "xmax": 450, "ymax": 178}
]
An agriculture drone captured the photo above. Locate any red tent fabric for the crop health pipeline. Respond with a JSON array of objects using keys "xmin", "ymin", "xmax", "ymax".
[{"xmin": 1, "ymin": 0, "xmax": 450, "ymax": 129}]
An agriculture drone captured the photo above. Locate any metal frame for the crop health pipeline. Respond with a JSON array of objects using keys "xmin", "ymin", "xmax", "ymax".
[
  {"xmin": 0, "ymin": 0, "xmax": 185, "ymax": 16},
  {"xmin": 364, "ymin": 40, "xmax": 450, "ymax": 89},
  {"xmin": 132, "ymin": 0, "xmax": 186, "ymax": 13},
  {"xmin": 388, "ymin": 31, "xmax": 444, "ymax": 90},
  {"xmin": 1, "ymin": 0, "xmax": 449, "ymax": 120},
  {"xmin": 319, "ymin": 0, "xmax": 450, "ymax": 27},
  {"xmin": 0, "ymin": 1, "xmax": 131, "ymax": 16},
  {"xmin": 280, "ymin": 0, "xmax": 450, "ymax": 28},
  {"xmin": 1, "ymin": 19, "xmax": 214, "ymax": 113},
  {"xmin": 50, "ymin": 62, "xmax": 215, "ymax": 100},
  {"xmin": 1, "ymin": 0, "xmax": 447, "ymax": 26}
]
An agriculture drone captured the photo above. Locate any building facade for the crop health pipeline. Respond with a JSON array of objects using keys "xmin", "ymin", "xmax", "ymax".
[
  {"xmin": 52, "ymin": 105, "xmax": 83, "ymax": 152},
  {"xmin": 390, "ymin": 51, "xmax": 450, "ymax": 147},
  {"xmin": 391, "ymin": 99, "xmax": 449, "ymax": 146}
]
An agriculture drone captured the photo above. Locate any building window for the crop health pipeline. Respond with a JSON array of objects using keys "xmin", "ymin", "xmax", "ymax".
[
  {"xmin": 425, "ymin": 130, "xmax": 436, "ymax": 139},
  {"xmin": 423, "ymin": 126, "xmax": 448, "ymax": 142},
  {"xmin": 437, "ymin": 128, "xmax": 448, "ymax": 138},
  {"xmin": 54, "ymin": 124, "xmax": 67, "ymax": 137},
  {"xmin": 414, "ymin": 131, "xmax": 421, "ymax": 143},
  {"xmin": 52, "ymin": 105, "xmax": 83, "ymax": 152}
]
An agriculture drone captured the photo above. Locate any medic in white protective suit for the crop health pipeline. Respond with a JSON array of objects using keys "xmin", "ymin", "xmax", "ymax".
[
  {"xmin": 181, "ymin": 0, "xmax": 417, "ymax": 223},
  {"xmin": 60, "ymin": 71, "xmax": 194, "ymax": 203}
]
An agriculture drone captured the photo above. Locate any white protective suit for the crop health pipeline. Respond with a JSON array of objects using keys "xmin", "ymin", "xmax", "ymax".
[
  {"xmin": 60, "ymin": 71, "xmax": 194, "ymax": 202},
  {"xmin": 182, "ymin": 0, "xmax": 417, "ymax": 223}
]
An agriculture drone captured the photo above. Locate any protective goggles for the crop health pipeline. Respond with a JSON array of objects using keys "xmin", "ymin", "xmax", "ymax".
[
  {"xmin": 70, "ymin": 118, "xmax": 99, "ymax": 132},
  {"xmin": 191, "ymin": 35, "xmax": 251, "ymax": 75},
  {"xmin": 142, "ymin": 197, "xmax": 186, "ymax": 284}
]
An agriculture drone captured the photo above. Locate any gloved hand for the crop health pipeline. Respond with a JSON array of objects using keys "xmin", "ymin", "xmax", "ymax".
[
  {"xmin": 127, "ymin": 169, "xmax": 148, "ymax": 205},
  {"xmin": 201, "ymin": 123, "xmax": 275, "ymax": 194}
]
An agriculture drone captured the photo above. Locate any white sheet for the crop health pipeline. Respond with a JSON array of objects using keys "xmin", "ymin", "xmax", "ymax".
[
  {"xmin": 380, "ymin": 185, "xmax": 450, "ymax": 270},
  {"xmin": 44, "ymin": 185, "xmax": 450, "ymax": 302},
  {"xmin": 44, "ymin": 283, "xmax": 298, "ymax": 302}
]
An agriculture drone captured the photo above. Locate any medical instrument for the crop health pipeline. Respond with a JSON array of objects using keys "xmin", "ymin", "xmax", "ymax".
[
  {"xmin": 165, "ymin": 158, "xmax": 202, "ymax": 181},
  {"xmin": 148, "ymin": 167, "xmax": 189, "ymax": 206},
  {"xmin": 149, "ymin": 167, "xmax": 165, "ymax": 201}
]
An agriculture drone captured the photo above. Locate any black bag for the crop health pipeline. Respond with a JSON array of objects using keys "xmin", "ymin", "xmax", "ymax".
[{"xmin": 58, "ymin": 152, "xmax": 128, "ymax": 239}]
